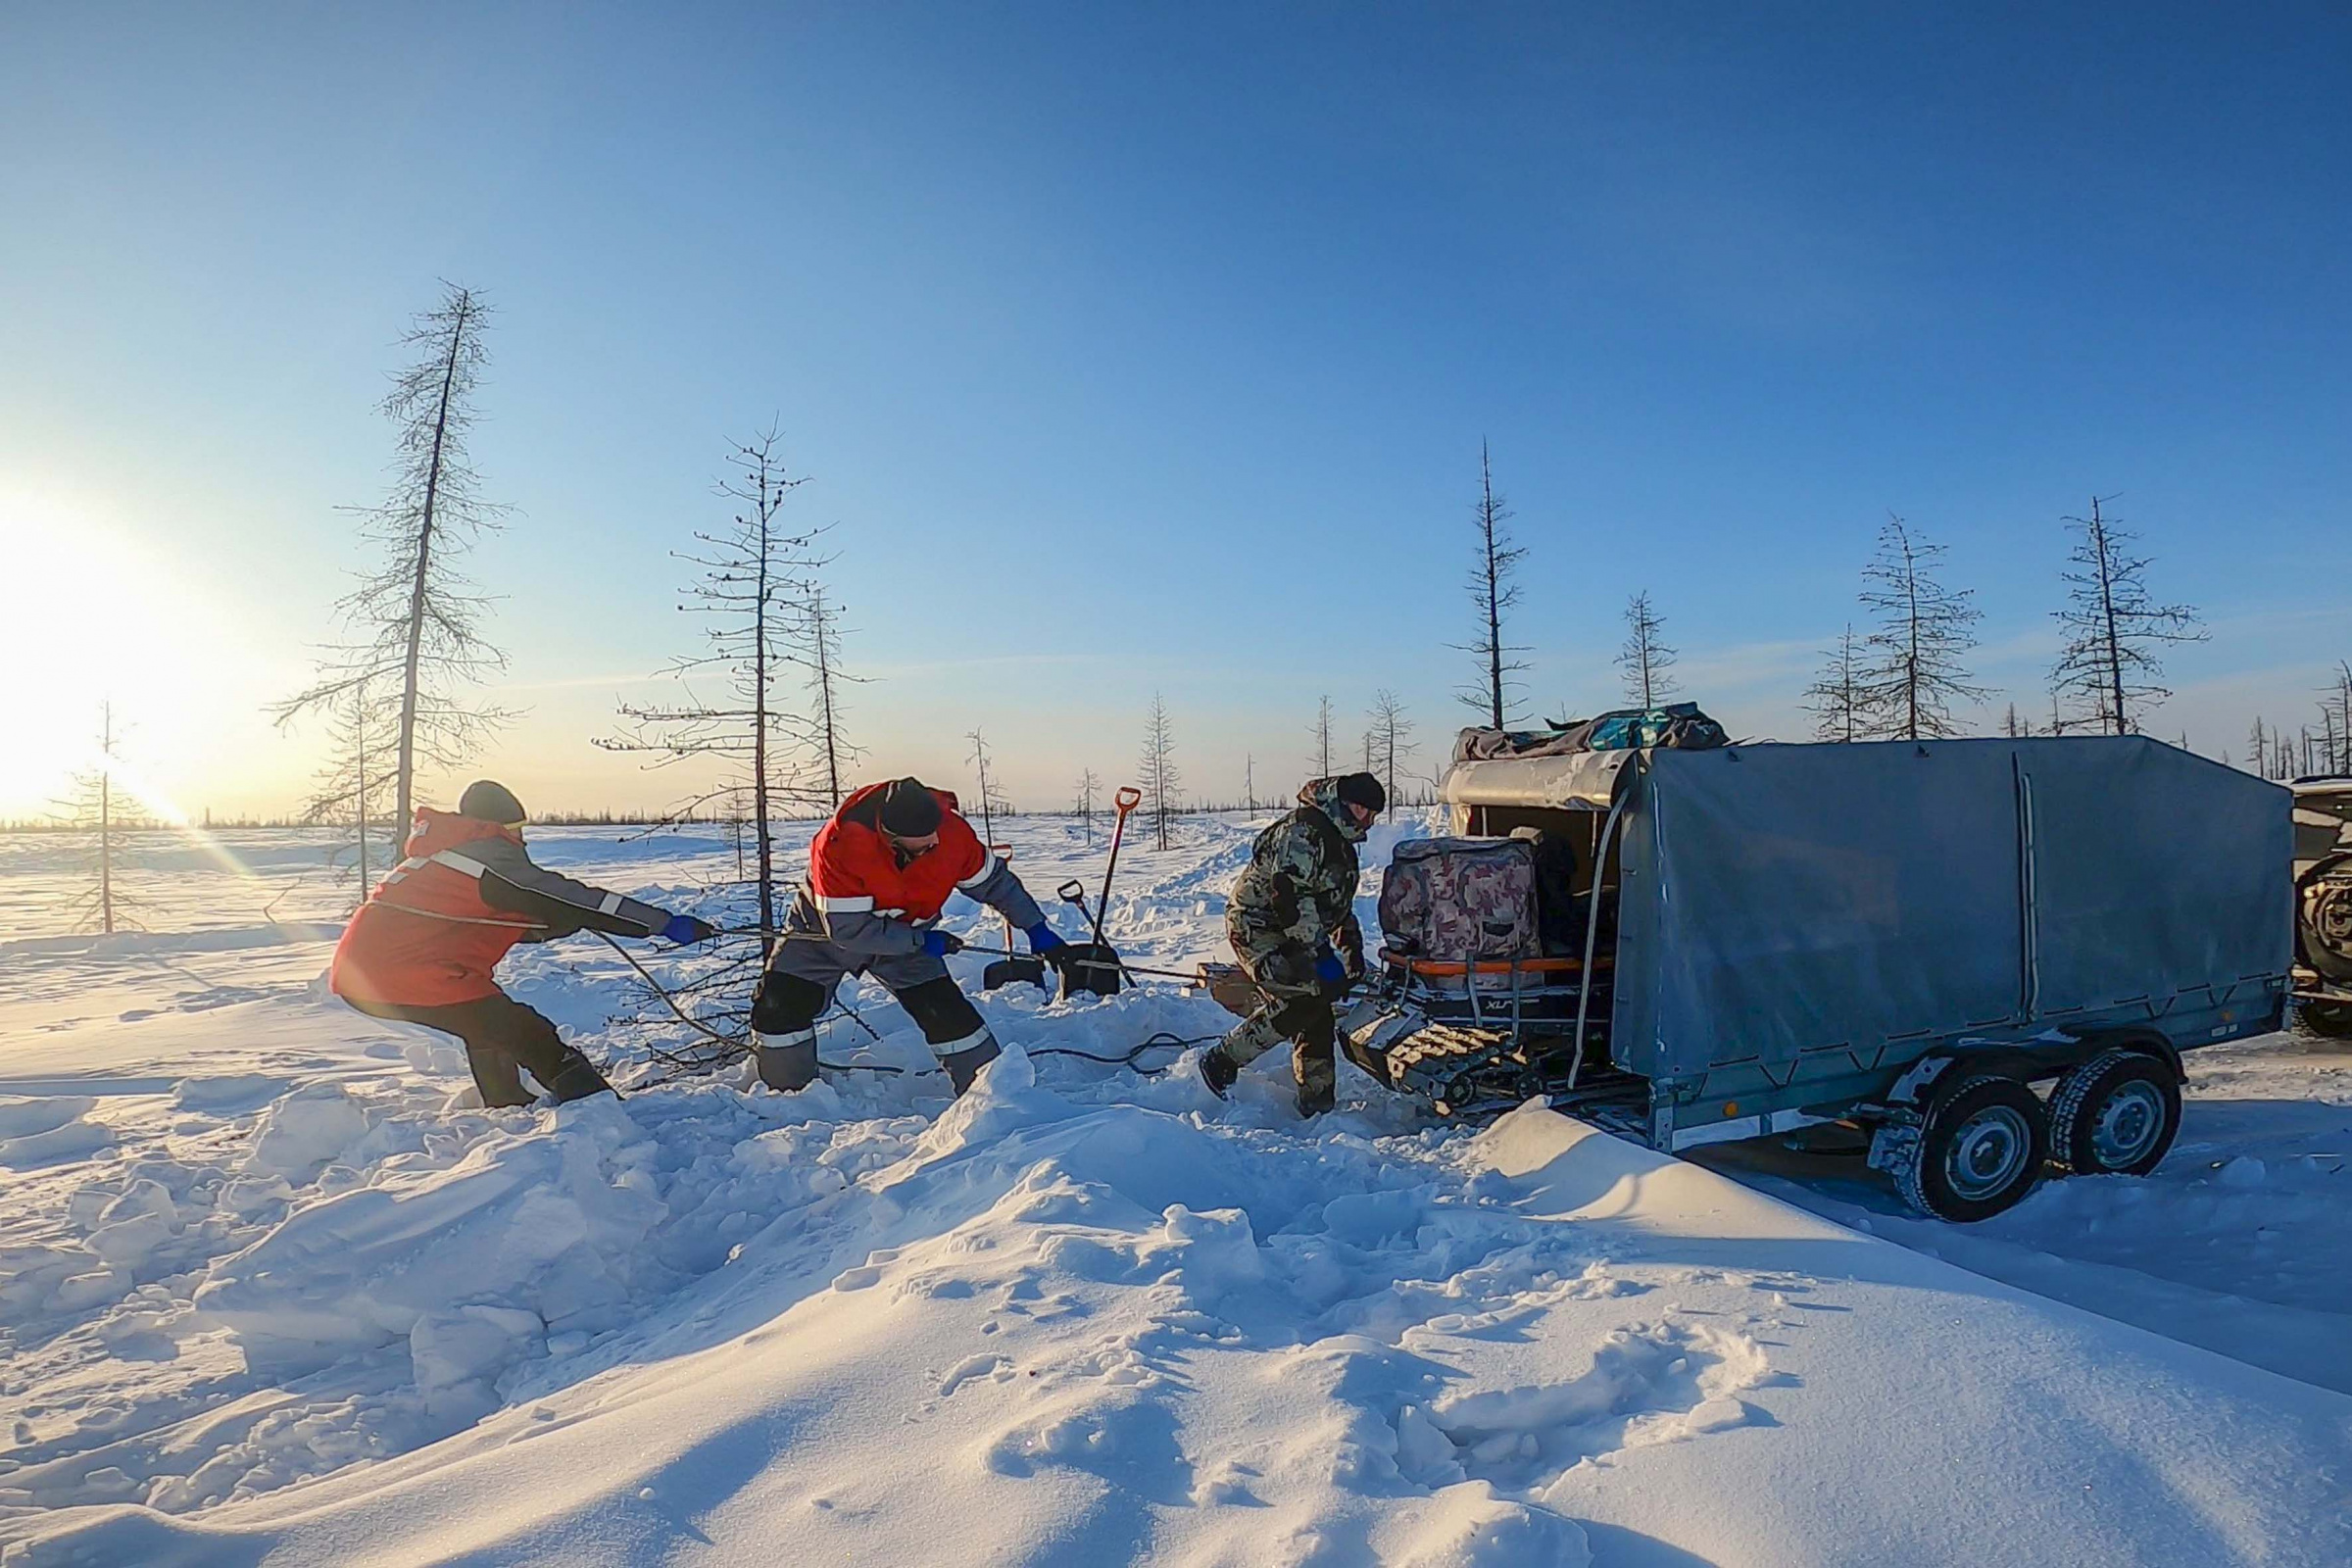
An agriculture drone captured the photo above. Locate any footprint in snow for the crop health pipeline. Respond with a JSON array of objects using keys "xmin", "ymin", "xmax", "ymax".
[
  {"xmin": 1419, "ymin": 1321, "xmax": 1771, "ymax": 1488},
  {"xmin": 938, "ymin": 1353, "xmax": 1012, "ymax": 1396}
]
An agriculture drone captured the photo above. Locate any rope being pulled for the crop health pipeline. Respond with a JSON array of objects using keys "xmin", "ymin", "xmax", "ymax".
[{"xmin": 590, "ymin": 928, "xmax": 1216, "ymax": 1084}]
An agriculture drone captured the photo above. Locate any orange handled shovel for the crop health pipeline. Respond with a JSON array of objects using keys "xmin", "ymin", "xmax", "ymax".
[
  {"xmin": 1090, "ymin": 788, "xmax": 1144, "ymax": 949},
  {"xmin": 1058, "ymin": 788, "xmax": 1145, "ymax": 1000}
]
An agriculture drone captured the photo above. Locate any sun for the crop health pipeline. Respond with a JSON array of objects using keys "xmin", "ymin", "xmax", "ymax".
[{"xmin": 0, "ymin": 487, "xmax": 244, "ymax": 819}]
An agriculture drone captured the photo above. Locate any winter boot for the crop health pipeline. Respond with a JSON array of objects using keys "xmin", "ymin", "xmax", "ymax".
[
  {"xmin": 755, "ymin": 1029, "xmax": 820, "ymax": 1092},
  {"xmin": 546, "ymin": 1048, "xmax": 618, "ymax": 1105},
  {"xmin": 1199, "ymin": 1047, "xmax": 1240, "ymax": 1100},
  {"xmin": 1293, "ymin": 1049, "xmax": 1336, "ymax": 1118},
  {"xmin": 939, "ymin": 1031, "xmax": 1003, "ymax": 1096}
]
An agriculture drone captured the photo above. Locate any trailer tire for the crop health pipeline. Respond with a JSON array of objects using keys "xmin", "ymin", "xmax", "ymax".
[
  {"xmin": 1889, "ymin": 1074, "xmax": 2048, "ymax": 1222},
  {"xmin": 2048, "ymin": 1050, "xmax": 2180, "ymax": 1177},
  {"xmin": 2294, "ymin": 1000, "xmax": 2352, "ymax": 1038}
]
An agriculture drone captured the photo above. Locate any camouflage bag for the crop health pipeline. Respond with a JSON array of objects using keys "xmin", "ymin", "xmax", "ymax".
[{"xmin": 1377, "ymin": 838, "xmax": 1539, "ymax": 961}]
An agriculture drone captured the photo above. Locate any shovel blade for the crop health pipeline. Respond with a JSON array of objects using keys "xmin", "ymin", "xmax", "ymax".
[
  {"xmin": 1055, "ymin": 941, "xmax": 1126, "ymax": 1000},
  {"xmin": 982, "ymin": 957, "xmax": 1049, "ymax": 992}
]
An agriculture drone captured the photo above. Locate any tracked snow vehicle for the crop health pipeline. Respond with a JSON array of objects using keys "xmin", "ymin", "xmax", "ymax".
[
  {"xmin": 1342, "ymin": 722, "xmax": 2292, "ymax": 1220},
  {"xmin": 2290, "ymin": 777, "xmax": 2352, "ymax": 1035}
]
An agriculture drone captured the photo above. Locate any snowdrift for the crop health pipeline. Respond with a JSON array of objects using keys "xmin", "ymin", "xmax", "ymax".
[
  {"xmin": 4, "ymin": 818, "xmax": 2349, "ymax": 1566},
  {"xmin": 12, "ymin": 1074, "xmax": 2352, "ymax": 1566}
]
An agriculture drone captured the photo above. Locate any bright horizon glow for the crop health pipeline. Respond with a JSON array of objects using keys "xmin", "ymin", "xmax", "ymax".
[
  {"xmin": 0, "ymin": 489, "xmax": 300, "ymax": 819},
  {"xmin": 3, "ymin": 6, "xmax": 2347, "ymax": 822}
]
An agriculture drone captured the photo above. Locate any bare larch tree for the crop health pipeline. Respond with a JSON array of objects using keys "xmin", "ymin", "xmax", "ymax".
[
  {"xmin": 598, "ymin": 426, "xmax": 842, "ymax": 943},
  {"xmin": 1073, "ymin": 767, "xmax": 1101, "ymax": 844},
  {"xmin": 2050, "ymin": 497, "xmax": 2204, "ymax": 735},
  {"xmin": 1617, "ymin": 591, "xmax": 1679, "ymax": 709},
  {"xmin": 803, "ymin": 586, "xmax": 856, "ymax": 809},
  {"xmin": 1310, "ymin": 694, "xmax": 1335, "ymax": 776},
  {"xmin": 1453, "ymin": 441, "xmax": 1529, "ymax": 727},
  {"xmin": 275, "ymin": 283, "xmax": 510, "ymax": 834},
  {"xmin": 2322, "ymin": 662, "xmax": 2352, "ymax": 774},
  {"xmin": 966, "ymin": 727, "xmax": 1014, "ymax": 843},
  {"xmin": 294, "ymin": 675, "xmax": 395, "ymax": 910},
  {"xmin": 1366, "ymin": 689, "xmax": 1416, "ymax": 806},
  {"xmin": 55, "ymin": 703, "xmax": 144, "ymax": 934},
  {"xmin": 1140, "ymin": 693, "xmax": 1181, "ymax": 852},
  {"xmin": 1857, "ymin": 514, "xmax": 1986, "ymax": 740},
  {"xmin": 1804, "ymin": 623, "xmax": 1865, "ymax": 742}
]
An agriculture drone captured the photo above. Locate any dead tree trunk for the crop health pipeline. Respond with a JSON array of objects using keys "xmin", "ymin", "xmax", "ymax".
[
  {"xmin": 2051, "ymin": 497, "xmax": 2203, "ymax": 736},
  {"xmin": 1618, "ymin": 592, "xmax": 1679, "ymax": 710},
  {"xmin": 599, "ymin": 425, "xmax": 858, "ymax": 948},
  {"xmin": 275, "ymin": 283, "xmax": 509, "ymax": 835},
  {"xmin": 393, "ymin": 290, "xmax": 473, "ymax": 832},
  {"xmin": 1454, "ymin": 442, "xmax": 1528, "ymax": 727},
  {"xmin": 1141, "ymin": 694, "xmax": 1180, "ymax": 853},
  {"xmin": 1857, "ymin": 514, "xmax": 1986, "ymax": 740}
]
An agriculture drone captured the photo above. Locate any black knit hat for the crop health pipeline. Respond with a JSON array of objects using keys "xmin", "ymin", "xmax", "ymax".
[
  {"xmin": 877, "ymin": 778, "xmax": 944, "ymax": 837},
  {"xmin": 458, "ymin": 779, "xmax": 527, "ymax": 824},
  {"xmin": 1335, "ymin": 771, "xmax": 1387, "ymax": 816}
]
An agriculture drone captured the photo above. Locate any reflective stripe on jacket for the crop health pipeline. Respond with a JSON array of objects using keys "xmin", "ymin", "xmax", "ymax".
[{"xmin": 784, "ymin": 783, "xmax": 1044, "ymax": 957}]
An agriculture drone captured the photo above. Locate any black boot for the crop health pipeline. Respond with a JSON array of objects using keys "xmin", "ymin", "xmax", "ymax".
[
  {"xmin": 755, "ymin": 1030, "xmax": 819, "ymax": 1092},
  {"xmin": 940, "ymin": 1032, "xmax": 1003, "ymax": 1096},
  {"xmin": 1200, "ymin": 1047, "xmax": 1239, "ymax": 1100},
  {"xmin": 546, "ymin": 1049, "xmax": 617, "ymax": 1104}
]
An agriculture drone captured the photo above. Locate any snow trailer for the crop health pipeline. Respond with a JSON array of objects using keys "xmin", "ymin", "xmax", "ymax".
[{"xmin": 1342, "ymin": 734, "xmax": 2293, "ymax": 1220}]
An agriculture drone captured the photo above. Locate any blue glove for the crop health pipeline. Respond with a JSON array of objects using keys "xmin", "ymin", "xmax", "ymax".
[
  {"xmin": 1313, "ymin": 950, "xmax": 1348, "ymax": 987},
  {"xmin": 1026, "ymin": 922, "xmax": 1067, "ymax": 955},
  {"xmin": 922, "ymin": 929, "xmax": 965, "ymax": 958},
  {"xmin": 661, "ymin": 914, "xmax": 717, "ymax": 945}
]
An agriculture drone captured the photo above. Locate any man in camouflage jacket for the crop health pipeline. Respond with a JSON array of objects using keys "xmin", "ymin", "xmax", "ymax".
[{"xmin": 1201, "ymin": 772, "xmax": 1388, "ymax": 1114}]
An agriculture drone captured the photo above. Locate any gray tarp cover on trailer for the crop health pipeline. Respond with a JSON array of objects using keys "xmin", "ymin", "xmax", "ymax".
[{"xmin": 1605, "ymin": 737, "xmax": 2291, "ymax": 1085}]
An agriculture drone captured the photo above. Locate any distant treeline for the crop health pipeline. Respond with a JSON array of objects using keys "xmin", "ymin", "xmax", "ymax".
[{"xmin": 0, "ymin": 802, "xmax": 1446, "ymax": 836}]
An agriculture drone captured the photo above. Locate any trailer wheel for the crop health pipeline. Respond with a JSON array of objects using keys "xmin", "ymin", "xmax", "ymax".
[
  {"xmin": 1888, "ymin": 1075, "xmax": 2048, "ymax": 1222},
  {"xmin": 2048, "ymin": 1050, "xmax": 2180, "ymax": 1177},
  {"xmin": 2294, "ymin": 1000, "xmax": 2352, "ymax": 1038}
]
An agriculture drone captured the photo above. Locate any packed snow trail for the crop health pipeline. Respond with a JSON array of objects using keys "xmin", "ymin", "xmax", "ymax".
[{"xmin": 3, "ymin": 816, "xmax": 2350, "ymax": 1565}]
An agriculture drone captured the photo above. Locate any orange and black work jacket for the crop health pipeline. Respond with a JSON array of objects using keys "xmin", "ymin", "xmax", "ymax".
[
  {"xmin": 784, "ymin": 783, "xmax": 1045, "ymax": 958},
  {"xmin": 330, "ymin": 809, "xmax": 668, "ymax": 1006}
]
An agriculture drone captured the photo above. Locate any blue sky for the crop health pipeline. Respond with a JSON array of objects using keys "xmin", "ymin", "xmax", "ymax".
[{"xmin": 2, "ymin": 2, "xmax": 2346, "ymax": 820}]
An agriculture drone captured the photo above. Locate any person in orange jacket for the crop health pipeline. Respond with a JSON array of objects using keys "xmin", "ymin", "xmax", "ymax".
[
  {"xmin": 330, "ymin": 780, "xmax": 715, "ymax": 1107},
  {"xmin": 749, "ymin": 777, "xmax": 1067, "ymax": 1096}
]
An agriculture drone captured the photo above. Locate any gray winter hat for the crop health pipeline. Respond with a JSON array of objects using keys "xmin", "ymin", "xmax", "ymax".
[{"xmin": 458, "ymin": 779, "xmax": 527, "ymax": 824}]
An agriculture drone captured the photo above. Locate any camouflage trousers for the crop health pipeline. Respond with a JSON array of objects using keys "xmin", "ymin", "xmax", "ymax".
[{"xmin": 1218, "ymin": 980, "xmax": 1348, "ymax": 1114}]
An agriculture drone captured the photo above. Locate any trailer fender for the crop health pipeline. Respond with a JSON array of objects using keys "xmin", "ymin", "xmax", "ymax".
[
  {"xmin": 1880, "ymin": 1030, "xmax": 2181, "ymax": 1127},
  {"xmin": 2068, "ymin": 1028, "xmax": 2185, "ymax": 1085},
  {"xmin": 1883, "ymin": 1048, "xmax": 2036, "ymax": 1115},
  {"xmin": 1886, "ymin": 1054, "xmax": 1959, "ymax": 1110}
]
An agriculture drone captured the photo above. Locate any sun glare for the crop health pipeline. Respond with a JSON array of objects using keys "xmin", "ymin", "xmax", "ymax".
[{"xmin": 0, "ymin": 488, "xmax": 263, "ymax": 819}]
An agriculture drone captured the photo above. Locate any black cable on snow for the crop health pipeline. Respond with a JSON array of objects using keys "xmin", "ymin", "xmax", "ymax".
[{"xmin": 590, "ymin": 928, "xmax": 1216, "ymax": 1084}]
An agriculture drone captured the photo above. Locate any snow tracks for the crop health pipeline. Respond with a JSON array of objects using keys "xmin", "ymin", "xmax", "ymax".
[{"xmin": 12, "ymin": 1056, "xmax": 2352, "ymax": 1566}]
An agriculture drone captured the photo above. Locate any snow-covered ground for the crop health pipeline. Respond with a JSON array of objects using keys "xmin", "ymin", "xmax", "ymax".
[{"xmin": 2, "ymin": 815, "xmax": 2348, "ymax": 1565}]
